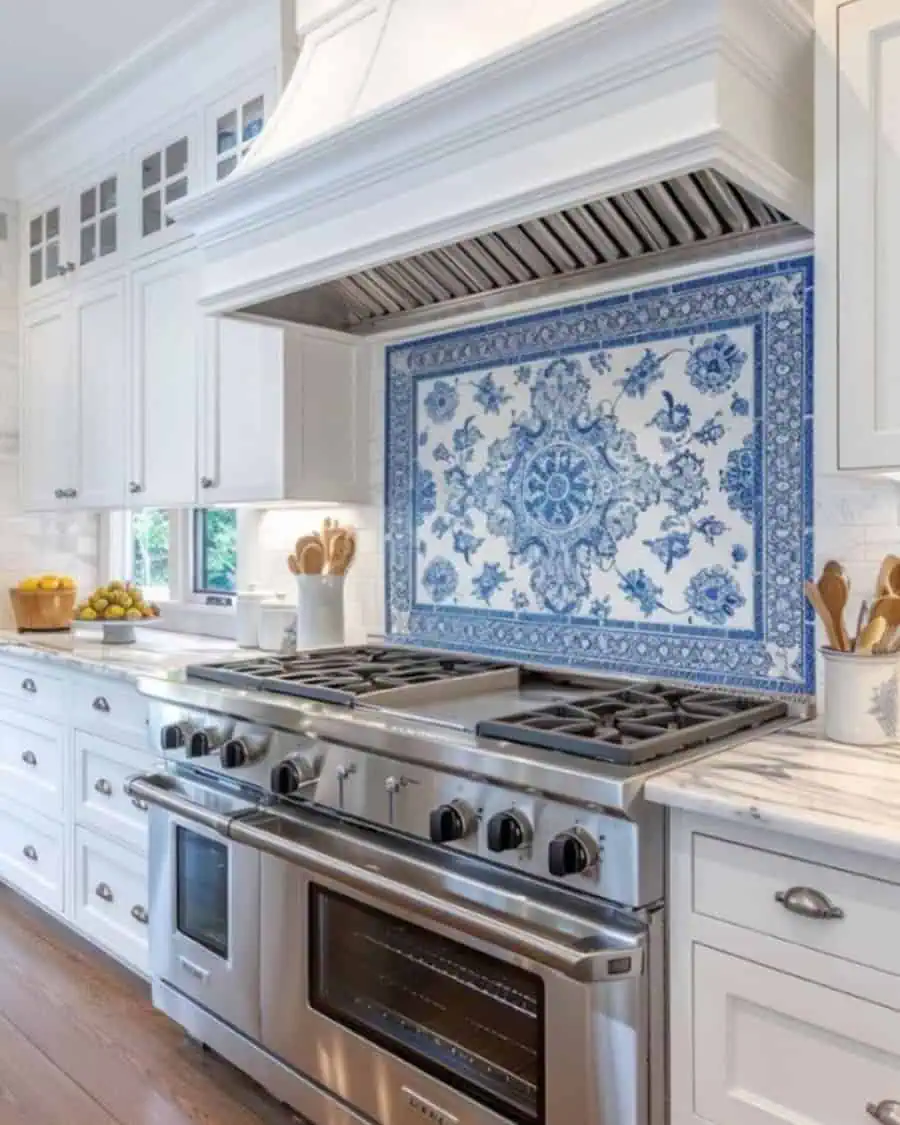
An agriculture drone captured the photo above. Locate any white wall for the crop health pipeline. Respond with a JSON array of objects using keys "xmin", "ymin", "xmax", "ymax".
[{"xmin": 0, "ymin": 197, "xmax": 98, "ymax": 628}]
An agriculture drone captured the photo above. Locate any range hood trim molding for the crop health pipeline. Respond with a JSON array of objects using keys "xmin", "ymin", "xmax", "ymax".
[{"xmin": 172, "ymin": 0, "xmax": 813, "ymax": 321}]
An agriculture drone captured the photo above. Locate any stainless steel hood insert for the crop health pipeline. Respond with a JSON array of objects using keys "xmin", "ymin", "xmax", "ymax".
[{"xmin": 172, "ymin": 0, "xmax": 813, "ymax": 333}]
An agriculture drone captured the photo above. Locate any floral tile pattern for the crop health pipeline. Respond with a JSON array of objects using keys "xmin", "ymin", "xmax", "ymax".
[{"xmin": 384, "ymin": 255, "xmax": 814, "ymax": 696}]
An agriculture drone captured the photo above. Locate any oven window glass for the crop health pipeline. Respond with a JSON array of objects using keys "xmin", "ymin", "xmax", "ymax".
[
  {"xmin": 175, "ymin": 826, "xmax": 229, "ymax": 958},
  {"xmin": 310, "ymin": 887, "xmax": 544, "ymax": 1124}
]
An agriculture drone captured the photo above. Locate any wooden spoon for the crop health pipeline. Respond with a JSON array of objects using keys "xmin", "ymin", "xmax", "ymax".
[
  {"xmin": 818, "ymin": 569, "xmax": 851, "ymax": 651},
  {"xmin": 327, "ymin": 530, "xmax": 356, "ymax": 576},
  {"xmin": 295, "ymin": 533, "xmax": 322, "ymax": 561},
  {"xmin": 804, "ymin": 580, "xmax": 844, "ymax": 652},
  {"xmin": 823, "ymin": 559, "xmax": 845, "ymax": 578},
  {"xmin": 298, "ymin": 540, "xmax": 325, "ymax": 575},
  {"xmin": 856, "ymin": 615, "xmax": 887, "ymax": 655},
  {"xmin": 875, "ymin": 554, "xmax": 900, "ymax": 598},
  {"xmin": 287, "ymin": 554, "xmax": 300, "ymax": 576}
]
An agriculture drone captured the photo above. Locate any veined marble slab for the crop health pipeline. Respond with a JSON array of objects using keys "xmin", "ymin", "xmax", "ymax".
[
  {"xmin": 0, "ymin": 628, "xmax": 242, "ymax": 683},
  {"xmin": 645, "ymin": 721, "xmax": 900, "ymax": 862}
]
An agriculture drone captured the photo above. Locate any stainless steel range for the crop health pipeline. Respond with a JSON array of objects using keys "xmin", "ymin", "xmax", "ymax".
[{"xmin": 127, "ymin": 646, "xmax": 795, "ymax": 1125}]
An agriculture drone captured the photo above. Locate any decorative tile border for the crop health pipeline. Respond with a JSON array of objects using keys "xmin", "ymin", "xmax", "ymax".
[{"xmin": 384, "ymin": 255, "xmax": 814, "ymax": 695}]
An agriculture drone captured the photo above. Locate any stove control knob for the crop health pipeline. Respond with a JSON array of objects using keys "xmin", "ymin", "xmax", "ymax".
[
  {"xmin": 486, "ymin": 809, "xmax": 531, "ymax": 853},
  {"xmin": 188, "ymin": 727, "xmax": 226, "ymax": 758},
  {"xmin": 270, "ymin": 755, "xmax": 316, "ymax": 796},
  {"xmin": 548, "ymin": 828, "xmax": 599, "ymax": 877},
  {"xmin": 220, "ymin": 735, "xmax": 268, "ymax": 769},
  {"xmin": 429, "ymin": 800, "xmax": 476, "ymax": 844},
  {"xmin": 160, "ymin": 722, "xmax": 193, "ymax": 751}
]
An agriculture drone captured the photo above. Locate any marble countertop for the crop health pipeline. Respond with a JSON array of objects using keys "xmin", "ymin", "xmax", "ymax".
[
  {"xmin": 0, "ymin": 628, "xmax": 243, "ymax": 682},
  {"xmin": 645, "ymin": 720, "xmax": 900, "ymax": 862}
]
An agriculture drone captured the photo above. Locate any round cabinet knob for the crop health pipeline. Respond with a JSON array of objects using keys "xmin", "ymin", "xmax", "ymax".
[
  {"xmin": 429, "ymin": 800, "xmax": 476, "ymax": 844},
  {"xmin": 220, "ymin": 735, "xmax": 267, "ymax": 769},
  {"xmin": 160, "ymin": 723, "xmax": 192, "ymax": 751},
  {"xmin": 486, "ymin": 809, "xmax": 531, "ymax": 853},
  {"xmin": 548, "ymin": 829, "xmax": 596, "ymax": 877},
  {"xmin": 270, "ymin": 755, "xmax": 315, "ymax": 795}
]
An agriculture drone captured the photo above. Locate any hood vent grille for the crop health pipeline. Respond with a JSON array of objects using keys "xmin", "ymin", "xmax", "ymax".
[{"xmin": 241, "ymin": 169, "xmax": 797, "ymax": 335}]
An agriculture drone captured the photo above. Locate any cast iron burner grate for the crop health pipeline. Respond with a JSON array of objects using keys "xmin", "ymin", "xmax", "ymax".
[
  {"xmin": 476, "ymin": 685, "xmax": 787, "ymax": 766},
  {"xmin": 186, "ymin": 646, "xmax": 511, "ymax": 706}
]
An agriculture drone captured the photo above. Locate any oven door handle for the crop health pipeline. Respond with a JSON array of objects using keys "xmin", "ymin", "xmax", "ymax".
[
  {"xmin": 124, "ymin": 773, "xmax": 236, "ymax": 835},
  {"xmin": 229, "ymin": 815, "xmax": 644, "ymax": 983}
]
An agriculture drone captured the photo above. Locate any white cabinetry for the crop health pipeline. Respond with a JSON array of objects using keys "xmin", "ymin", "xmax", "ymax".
[
  {"xmin": 0, "ymin": 655, "xmax": 151, "ymax": 975},
  {"xmin": 200, "ymin": 320, "xmax": 366, "ymax": 504},
  {"xmin": 129, "ymin": 249, "xmax": 200, "ymax": 506},
  {"xmin": 818, "ymin": 0, "xmax": 900, "ymax": 471},
  {"xmin": 669, "ymin": 811, "xmax": 900, "ymax": 1125},
  {"xmin": 20, "ymin": 276, "xmax": 129, "ymax": 510}
]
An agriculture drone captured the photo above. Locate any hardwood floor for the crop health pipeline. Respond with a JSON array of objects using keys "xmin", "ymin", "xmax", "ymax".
[{"xmin": 0, "ymin": 885, "xmax": 301, "ymax": 1125}]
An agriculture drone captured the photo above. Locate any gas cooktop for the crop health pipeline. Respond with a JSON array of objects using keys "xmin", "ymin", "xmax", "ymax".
[{"xmin": 187, "ymin": 646, "xmax": 787, "ymax": 768}]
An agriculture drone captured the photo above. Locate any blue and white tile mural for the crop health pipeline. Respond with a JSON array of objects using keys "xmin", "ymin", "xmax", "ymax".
[{"xmin": 384, "ymin": 255, "xmax": 814, "ymax": 695}]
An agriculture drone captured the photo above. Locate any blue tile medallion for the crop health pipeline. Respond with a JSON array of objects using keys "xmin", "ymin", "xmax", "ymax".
[{"xmin": 384, "ymin": 255, "xmax": 814, "ymax": 695}]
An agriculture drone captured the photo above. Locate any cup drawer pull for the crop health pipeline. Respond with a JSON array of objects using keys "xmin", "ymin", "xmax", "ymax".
[
  {"xmin": 131, "ymin": 796, "xmax": 149, "ymax": 812},
  {"xmin": 95, "ymin": 882, "xmax": 114, "ymax": 903},
  {"xmin": 93, "ymin": 778, "xmax": 113, "ymax": 797},
  {"xmin": 130, "ymin": 905, "xmax": 149, "ymax": 925},
  {"xmin": 774, "ymin": 886, "xmax": 844, "ymax": 920},
  {"xmin": 92, "ymin": 696, "xmax": 110, "ymax": 713},
  {"xmin": 21, "ymin": 750, "xmax": 37, "ymax": 767},
  {"xmin": 867, "ymin": 1102, "xmax": 900, "ymax": 1125},
  {"xmin": 21, "ymin": 678, "xmax": 36, "ymax": 693},
  {"xmin": 22, "ymin": 845, "xmax": 38, "ymax": 862}
]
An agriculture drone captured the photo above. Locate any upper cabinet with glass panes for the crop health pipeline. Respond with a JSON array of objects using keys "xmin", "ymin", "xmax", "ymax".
[
  {"xmin": 133, "ymin": 116, "xmax": 199, "ymax": 255},
  {"xmin": 24, "ymin": 200, "xmax": 71, "ymax": 297},
  {"xmin": 204, "ymin": 71, "xmax": 276, "ymax": 186},
  {"xmin": 76, "ymin": 165, "xmax": 123, "ymax": 277}
]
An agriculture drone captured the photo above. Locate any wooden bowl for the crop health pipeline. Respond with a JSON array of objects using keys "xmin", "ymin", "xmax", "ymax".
[{"xmin": 9, "ymin": 587, "xmax": 77, "ymax": 632}]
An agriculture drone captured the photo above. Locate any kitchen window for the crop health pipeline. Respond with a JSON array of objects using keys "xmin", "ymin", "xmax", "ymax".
[{"xmin": 193, "ymin": 509, "xmax": 237, "ymax": 597}]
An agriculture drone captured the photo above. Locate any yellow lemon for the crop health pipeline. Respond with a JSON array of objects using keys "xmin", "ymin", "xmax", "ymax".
[
  {"xmin": 107, "ymin": 580, "xmax": 124, "ymax": 592},
  {"xmin": 38, "ymin": 577, "xmax": 61, "ymax": 591},
  {"xmin": 104, "ymin": 605, "xmax": 125, "ymax": 620},
  {"xmin": 125, "ymin": 608, "xmax": 142, "ymax": 621},
  {"xmin": 18, "ymin": 577, "xmax": 39, "ymax": 592},
  {"xmin": 79, "ymin": 607, "xmax": 97, "ymax": 621},
  {"xmin": 59, "ymin": 576, "xmax": 75, "ymax": 590},
  {"xmin": 92, "ymin": 597, "xmax": 109, "ymax": 613}
]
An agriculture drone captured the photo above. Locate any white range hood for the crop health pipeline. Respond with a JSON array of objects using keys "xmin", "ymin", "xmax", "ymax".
[{"xmin": 173, "ymin": 0, "xmax": 813, "ymax": 334}]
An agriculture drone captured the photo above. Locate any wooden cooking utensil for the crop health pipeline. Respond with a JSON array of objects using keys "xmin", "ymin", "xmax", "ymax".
[
  {"xmin": 856, "ymin": 615, "xmax": 887, "ymax": 655},
  {"xmin": 298, "ymin": 540, "xmax": 325, "ymax": 575},
  {"xmin": 853, "ymin": 600, "xmax": 869, "ymax": 650},
  {"xmin": 287, "ymin": 554, "xmax": 300, "ymax": 576},
  {"xmin": 804, "ymin": 580, "xmax": 844, "ymax": 652},
  {"xmin": 875, "ymin": 554, "xmax": 900, "ymax": 598},
  {"xmin": 817, "ymin": 569, "xmax": 851, "ymax": 651},
  {"xmin": 823, "ymin": 559, "xmax": 845, "ymax": 578},
  {"xmin": 327, "ymin": 530, "xmax": 356, "ymax": 577},
  {"xmin": 321, "ymin": 518, "xmax": 339, "ymax": 567},
  {"xmin": 869, "ymin": 593, "xmax": 900, "ymax": 629},
  {"xmin": 295, "ymin": 534, "xmax": 322, "ymax": 562},
  {"xmin": 888, "ymin": 561, "xmax": 900, "ymax": 598}
]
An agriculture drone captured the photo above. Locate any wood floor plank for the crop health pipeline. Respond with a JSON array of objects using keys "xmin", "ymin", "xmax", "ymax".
[{"xmin": 0, "ymin": 886, "xmax": 300, "ymax": 1125}]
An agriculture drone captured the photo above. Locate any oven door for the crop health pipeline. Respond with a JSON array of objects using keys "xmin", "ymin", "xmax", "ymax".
[
  {"xmin": 232, "ymin": 808, "xmax": 649, "ymax": 1125},
  {"xmin": 131, "ymin": 772, "xmax": 262, "ymax": 1038}
]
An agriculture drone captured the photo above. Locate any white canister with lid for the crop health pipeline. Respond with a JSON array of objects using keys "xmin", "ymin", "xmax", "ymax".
[
  {"xmin": 235, "ymin": 586, "xmax": 273, "ymax": 648},
  {"xmin": 257, "ymin": 596, "xmax": 297, "ymax": 654}
]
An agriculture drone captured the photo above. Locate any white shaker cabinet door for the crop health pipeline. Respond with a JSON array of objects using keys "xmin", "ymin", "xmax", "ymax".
[
  {"xmin": 20, "ymin": 297, "xmax": 77, "ymax": 510},
  {"xmin": 129, "ymin": 249, "xmax": 200, "ymax": 507},
  {"xmin": 199, "ymin": 316, "xmax": 285, "ymax": 503},
  {"xmin": 73, "ymin": 275, "xmax": 128, "ymax": 508},
  {"xmin": 836, "ymin": 0, "xmax": 900, "ymax": 468},
  {"xmin": 693, "ymin": 944, "xmax": 900, "ymax": 1125}
]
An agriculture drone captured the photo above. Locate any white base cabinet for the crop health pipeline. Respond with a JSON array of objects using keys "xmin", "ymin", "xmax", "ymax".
[
  {"xmin": 0, "ymin": 655, "xmax": 152, "ymax": 975},
  {"xmin": 669, "ymin": 811, "xmax": 900, "ymax": 1125}
]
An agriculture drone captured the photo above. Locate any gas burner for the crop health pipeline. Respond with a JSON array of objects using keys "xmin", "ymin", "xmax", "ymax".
[
  {"xmin": 186, "ymin": 646, "xmax": 514, "ymax": 706},
  {"xmin": 475, "ymin": 685, "xmax": 788, "ymax": 766}
]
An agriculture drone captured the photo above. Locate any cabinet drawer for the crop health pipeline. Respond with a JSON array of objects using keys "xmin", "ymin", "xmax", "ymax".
[
  {"xmin": 0, "ymin": 707, "xmax": 65, "ymax": 816},
  {"xmin": 694, "ymin": 944, "xmax": 900, "ymax": 1125},
  {"xmin": 693, "ymin": 832, "xmax": 900, "ymax": 978},
  {"xmin": 74, "ymin": 828, "xmax": 149, "ymax": 974},
  {"xmin": 73, "ymin": 731, "xmax": 149, "ymax": 851},
  {"xmin": 0, "ymin": 660, "xmax": 64, "ymax": 718},
  {"xmin": 69, "ymin": 675, "xmax": 148, "ymax": 744},
  {"xmin": 0, "ymin": 799, "xmax": 63, "ymax": 914}
]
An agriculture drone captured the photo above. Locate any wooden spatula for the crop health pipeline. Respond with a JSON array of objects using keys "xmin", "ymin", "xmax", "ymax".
[
  {"xmin": 299, "ymin": 541, "xmax": 325, "ymax": 575},
  {"xmin": 856, "ymin": 615, "xmax": 887, "ymax": 655},
  {"xmin": 804, "ymin": 580, "xmax": 844, "ymax": 651},
  {"xmin": 327, "ymin": 530, "xmax": 356, "ymax": 576},
  {"xmin": 875, "ymin": 554, "xmax": 900, "ymax": 598}
]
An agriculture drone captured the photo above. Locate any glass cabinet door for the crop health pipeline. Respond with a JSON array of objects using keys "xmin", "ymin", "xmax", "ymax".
[
  {"xmin": 78, "ymin": 174, "xmax": 119, "ymax": 269},
  {"xmin": 133, "ymin": 117, "xmax": 198, "ymax": 253},
  {"xmin": 205, "ymin": 71, "xmax": 275, "ymax": 186},
  {"xmin": 26, "ymin": 204, "xmax": 65, "ymax": 291}
]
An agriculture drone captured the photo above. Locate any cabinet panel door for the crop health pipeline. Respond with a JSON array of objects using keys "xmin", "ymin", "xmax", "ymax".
[
  {"xmin": 693, "ymin": 944, "xmax": 900, "ymax": 1125},
  {"xmin": 200, "ymin": 317, "xmax": 284, "ymax": 503},
  {"xmin": 130, "ymin": 250, "xmax": 199, "ymax": 507},
  {"xmin": 838, "ymin": 0, "xmax": 900, "ymax": 468},
  {"xmin": 20, "ymin": 299, "xmax": 77, "ymax": 510},
  {"xmin": 74, "ymin": 276, "xmax": 127, "ymax": 508}
]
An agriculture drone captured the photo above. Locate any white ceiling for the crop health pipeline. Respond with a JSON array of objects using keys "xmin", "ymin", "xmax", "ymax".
[{"xmin": 0, "ymin": 0, "xmax": 230, "ymax": 147}]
